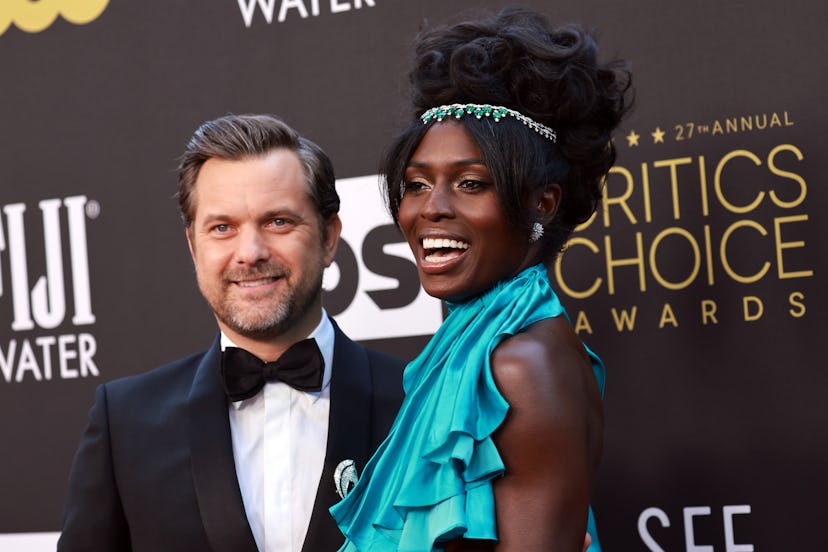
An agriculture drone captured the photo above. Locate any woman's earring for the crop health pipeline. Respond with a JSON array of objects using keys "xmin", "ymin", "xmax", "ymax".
[{"xmin": 529, "ymin": 222, "xmax": 544, "ymax": 243}]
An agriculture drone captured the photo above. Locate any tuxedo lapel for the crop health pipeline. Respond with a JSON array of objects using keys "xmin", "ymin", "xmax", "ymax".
[
  {"xmin": 188, "ymin": 336, "xmax": 258, "ymax": 552},
  {"xmin": 302, "ymin": 323, "xmax": 375, "ymax": 552}
]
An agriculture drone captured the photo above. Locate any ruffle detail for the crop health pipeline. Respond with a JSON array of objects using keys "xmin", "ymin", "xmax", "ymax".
[{"xmin": 331, "ymin": 265, "xmax": 605, "ymax": 551}]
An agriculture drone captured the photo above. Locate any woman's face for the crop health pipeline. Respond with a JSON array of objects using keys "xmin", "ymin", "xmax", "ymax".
[{"xmin": 398, "ymin": 121, "xmax": 532, "ymax": 301}]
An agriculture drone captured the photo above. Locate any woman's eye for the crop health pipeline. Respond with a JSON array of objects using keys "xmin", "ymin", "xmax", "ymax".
[
  {"xmin": 403, "ymin": 180, "xmax": 428, "ymax": 194},
  {"xmin": 458, "ymin": 179, "xmax": 488, "ymax": 191}
]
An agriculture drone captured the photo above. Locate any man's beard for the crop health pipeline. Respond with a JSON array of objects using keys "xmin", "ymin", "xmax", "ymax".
[{"xmin": 203, "ymin": 262, "xmax": 324, "ymax": 341}]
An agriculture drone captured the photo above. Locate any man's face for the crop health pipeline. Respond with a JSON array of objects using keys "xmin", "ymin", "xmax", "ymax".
[{"xmin": 186, "ymin": 148, "xmax": 340, "ymax": 346}]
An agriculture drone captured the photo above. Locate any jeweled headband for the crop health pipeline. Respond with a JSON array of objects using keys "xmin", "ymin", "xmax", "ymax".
[{"xmin": 420, "ymin": 103, "xmax": 557, "ymax": 143}]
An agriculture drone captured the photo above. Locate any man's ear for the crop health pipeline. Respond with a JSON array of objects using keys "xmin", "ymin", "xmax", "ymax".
[
  {"xmin": 322, "ymin": 214, "xmax": 342, "ymax": 267},
  {"xmin": 185, "ymin": 226, "xmax": 196, "ymax": 262}
]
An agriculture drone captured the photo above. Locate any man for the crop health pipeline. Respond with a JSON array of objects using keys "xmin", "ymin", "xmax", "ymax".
[{"xmin": 58, "ymin": 114, "xmax": 405, "ymax": 551}]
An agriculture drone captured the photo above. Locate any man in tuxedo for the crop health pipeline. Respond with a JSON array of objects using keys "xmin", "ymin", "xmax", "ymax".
[{"xmin": 58, "ymin": 114, "xmax": 405, "ymax": 551}]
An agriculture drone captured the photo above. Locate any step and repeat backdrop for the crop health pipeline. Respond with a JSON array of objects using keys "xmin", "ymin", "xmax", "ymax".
[{"xmin": 1, "ymin": 1, "xmax": 825, "ymax": 550}]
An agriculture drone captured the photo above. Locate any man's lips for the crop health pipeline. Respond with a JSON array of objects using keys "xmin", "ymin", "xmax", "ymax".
[
  {"xmin": 226, "ymin": 272, "xmax": 284, "ymax": 289},
  {"xmin": 235, "ymin": 277, "xmax": 278, "ymax": 288}
]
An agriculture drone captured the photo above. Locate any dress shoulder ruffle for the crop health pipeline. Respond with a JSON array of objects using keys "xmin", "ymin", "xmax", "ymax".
[{"xmin": 330, "ymin": 265, "xmax": 604, "ymax": 551}]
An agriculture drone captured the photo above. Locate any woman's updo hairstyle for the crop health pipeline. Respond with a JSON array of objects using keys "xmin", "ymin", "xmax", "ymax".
[{"xmin": 382, "ymin": 7, "xmax": 632, "ymax": 258}]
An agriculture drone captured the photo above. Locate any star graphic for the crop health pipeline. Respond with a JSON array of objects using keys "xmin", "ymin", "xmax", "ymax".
[
  {"xmin": 626, "ymin": 130, "xmax": 640, "ymax": 147},
  {"xmin": 651, "ymin": 127, "xmax": 665, "ymax": 144}
]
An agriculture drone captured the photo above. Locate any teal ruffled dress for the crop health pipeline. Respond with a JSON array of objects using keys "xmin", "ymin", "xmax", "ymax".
[{"xmin": 330, "ymin": 264, "xmax": 605, "ymax": 551}]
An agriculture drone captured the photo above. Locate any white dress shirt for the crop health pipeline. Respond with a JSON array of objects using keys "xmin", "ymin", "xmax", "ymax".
[{"xmin": 223, "ymin": 312, "xmax": 334, "ymax": 552}]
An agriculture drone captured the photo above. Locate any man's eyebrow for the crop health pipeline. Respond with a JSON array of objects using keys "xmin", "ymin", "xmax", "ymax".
[
  {"xmin": 259, "ymin": 209, "xmax": 304, "ymax": 222},
  {"xmin": 197, "ymin": 213, "xmax": 230, "ymax": 226}
]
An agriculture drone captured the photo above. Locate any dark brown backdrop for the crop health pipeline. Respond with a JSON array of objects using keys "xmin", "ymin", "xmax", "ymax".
[{"xmin": 1, "ymin": 1, "xmax": 825, "ymax": 549}]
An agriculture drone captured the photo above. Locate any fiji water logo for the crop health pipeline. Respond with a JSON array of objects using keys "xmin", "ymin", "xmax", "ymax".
[
  {"xmin": 0, "ymin": 0, "xmax": 109, "ymax": 37},
  {"xmin": 236, "ymin": 0, "xmax": 376, "ymax": 27},
  {"xmin": 1, "ymin": 196, "xmax": 100, "ymax": 383},
  {"xmin": 2, "ymin": 196, "xmax": 96, "ymax": 330}
]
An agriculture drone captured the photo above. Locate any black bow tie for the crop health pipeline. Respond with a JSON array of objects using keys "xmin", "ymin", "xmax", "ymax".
[{"xmin": 220, "ymin": 339, "xmax": 324, "ymax": 401}]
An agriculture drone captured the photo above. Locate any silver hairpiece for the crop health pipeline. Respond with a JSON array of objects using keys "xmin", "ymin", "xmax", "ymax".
[{"xmin": 420, "ymin": 103, "xmax": 557, "ymax": 143}]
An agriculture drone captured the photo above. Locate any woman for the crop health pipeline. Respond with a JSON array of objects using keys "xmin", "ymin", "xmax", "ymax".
[{"xmin": 331, "ymin": 7, "xmax": 632, "ymax": 551}]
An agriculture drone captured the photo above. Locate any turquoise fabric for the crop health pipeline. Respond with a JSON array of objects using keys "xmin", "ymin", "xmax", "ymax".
[{"xmin": 331, "ymin": 264, "xmax": 605, "ymax": 551}]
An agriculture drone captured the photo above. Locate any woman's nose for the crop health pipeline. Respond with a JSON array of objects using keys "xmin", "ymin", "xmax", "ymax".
[{"xmin": 420, "ymin": 183, "xmax": 454, "ymax": 221}]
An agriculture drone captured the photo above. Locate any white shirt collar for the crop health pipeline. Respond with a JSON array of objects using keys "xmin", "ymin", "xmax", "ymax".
[{"xmin": 221, "ymin": 309, "xmax": 335, "ymax": 408}]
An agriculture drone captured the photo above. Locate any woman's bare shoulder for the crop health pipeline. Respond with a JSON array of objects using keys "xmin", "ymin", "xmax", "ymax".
[{"xmin": 490, "ymin": 316, "xmax": 596, "ymax": 407}]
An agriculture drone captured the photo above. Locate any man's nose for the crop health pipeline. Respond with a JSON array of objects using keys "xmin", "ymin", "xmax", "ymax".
[{"xmin": 234, "ymin": 228, "xmax": 271, "ymax": 264}]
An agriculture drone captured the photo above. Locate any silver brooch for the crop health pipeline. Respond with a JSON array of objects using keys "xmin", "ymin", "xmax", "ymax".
[{"xmin": 334, "ymin": 459, "xmax": 359, "ymax": 499}]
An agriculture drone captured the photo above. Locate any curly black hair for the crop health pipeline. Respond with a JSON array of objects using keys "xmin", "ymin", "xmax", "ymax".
[{"xmin": 382, "ymin": 7, "xmax": 633, "ymax": 259}]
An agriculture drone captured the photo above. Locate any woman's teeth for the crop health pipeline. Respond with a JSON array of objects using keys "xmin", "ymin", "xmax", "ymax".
[
  {"xmin": 422, "ymin": 238, "xmax": 469, "ymax": 263},
  {"xmin": 422, "ymin": 238, "xmax": 469, "ymax": 250}
]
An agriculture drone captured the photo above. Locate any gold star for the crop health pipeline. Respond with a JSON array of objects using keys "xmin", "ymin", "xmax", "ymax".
[
  {"xmin": 651, "ymin": 127, "xmax": 665, "ymax": 143},
  {"xmin": 626, "ymin": 130, "xmax": 640, "ymax": 147}
]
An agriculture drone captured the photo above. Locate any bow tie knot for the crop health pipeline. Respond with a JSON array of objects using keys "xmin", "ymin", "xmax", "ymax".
[{"xmin": 221, "ymin": 339, "xmax": 324, "ymax": 401}]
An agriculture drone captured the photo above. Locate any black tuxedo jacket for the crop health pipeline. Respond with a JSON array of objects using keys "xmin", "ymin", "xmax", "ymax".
[{"xmin": 58, "ymin": 323, "xmax": 405, "ymax": 552}]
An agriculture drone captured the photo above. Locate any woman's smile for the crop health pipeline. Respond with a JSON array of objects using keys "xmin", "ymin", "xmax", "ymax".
[
  {"xmin": 420, "ymin": 236, "xmax": 470, "ymax": 266},
  {"xmin": 398, "ymin": 121, "xmax": 530, "ymax": 301}
]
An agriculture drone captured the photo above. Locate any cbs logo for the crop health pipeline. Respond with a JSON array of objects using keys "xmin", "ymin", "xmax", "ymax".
[{"xmin": 322, "ymin": 176, "xmax": 443, "ymax": 342}]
